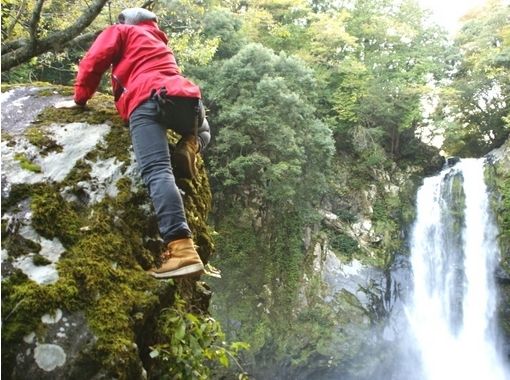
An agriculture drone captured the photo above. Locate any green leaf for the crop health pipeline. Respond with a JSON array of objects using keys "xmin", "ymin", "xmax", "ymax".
[
  {"xmin": 174, "ymin": 321, "xmax": 186, "ymax": 341},
  {"xmin": 218, "ymin": 351, "xmax": 229, "ymax": 367}
]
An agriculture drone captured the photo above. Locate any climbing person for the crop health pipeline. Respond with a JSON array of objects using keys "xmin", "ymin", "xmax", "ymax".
[{"xmin": 55, "ymin": 7, "xmax": 211, "ymax": 279}]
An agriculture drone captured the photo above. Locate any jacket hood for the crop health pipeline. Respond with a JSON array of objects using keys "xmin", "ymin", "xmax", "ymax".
[
  {"xmin": 137, "ymin": 20, "xmax": 168, "ymax": 44},
  {"xmin": 118, "ymin": 8, "xmax": 157, "ymax": 25}
]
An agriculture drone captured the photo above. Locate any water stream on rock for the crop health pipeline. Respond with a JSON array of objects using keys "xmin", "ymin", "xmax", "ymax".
[{"xmin": 405, "ymin": 158, "xmax": 509, "ymax": 380}]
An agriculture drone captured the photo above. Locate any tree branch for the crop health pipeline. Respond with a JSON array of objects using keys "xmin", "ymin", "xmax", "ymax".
[
  {"xmin": 141, "ymin": 0, "xmax": 155, "ymax": 10},
  {"xmin": 1, "ymin": 0, "xmax": 109, "ymax": 72},
  {"xmin": 67, "ymin": 30, "xmax": 102, "ymax": 50},
  {"xmin": 29, "ymin": 0, "xmax": 45, "ymax": 46},
  {"xmin": 2, "ymin": 38, "xmax": 27, "ymax": 54}
]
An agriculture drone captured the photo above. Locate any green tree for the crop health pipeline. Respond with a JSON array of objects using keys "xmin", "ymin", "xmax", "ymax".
[
  {"xmin": 202, "ymin": 8, "xmax": 245, "ymax": 60},
  {"xmin": 1, "ymin": 0, "xmax": 157, "ymax": 83},
  {"xmin": 239, "ymin": 0, "xmax": 312, "ymax": 54},
  {"xmin": 327, "ymin": 0, "xmax": 449, "ymax": 158},
  {"xmin": 1, "ymin": 0, "xmax": 220, "ymax": 87},
  {"xmin": 1, "ymin": 0, "xmax": 112, "ymax": 71},
  {"xmin": 207, "ymin": 43, "xmax": 333, "ymax": 211},
  {"xmin": 155, "ymin": 0, "xmax": 220, "ymax": 70},
  {"xmin": 440, "ymin": 0, "xmax": 510, "ymax": 156},
  {"xmin": 205, "ymin": 43, "xmax": 334, "ymax": 365}
]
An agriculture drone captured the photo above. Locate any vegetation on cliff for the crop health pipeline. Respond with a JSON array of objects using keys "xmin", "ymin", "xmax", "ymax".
[
  {"xmin": 2, "ymin": 0, "xmax": 509, "ymax": 378},
  {"xmin": 1, "ymin": 86, "xmax": 246, "ymax": 379}
]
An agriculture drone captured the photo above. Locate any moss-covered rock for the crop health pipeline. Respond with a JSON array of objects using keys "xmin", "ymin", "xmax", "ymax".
[{"xmin": 1, "ymin": 84, "xmax": 222, "ymax": 379}]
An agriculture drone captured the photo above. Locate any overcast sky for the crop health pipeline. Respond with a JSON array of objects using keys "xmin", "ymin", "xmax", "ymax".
[{"xmin": 417, "ymin": 0, "xmax": 488, "ymax": 34}]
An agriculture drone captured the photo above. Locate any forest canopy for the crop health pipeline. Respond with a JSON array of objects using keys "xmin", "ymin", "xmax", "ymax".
[{"xmin": 2, "ymin": 0, "xmax": 508, "ymax": 157}]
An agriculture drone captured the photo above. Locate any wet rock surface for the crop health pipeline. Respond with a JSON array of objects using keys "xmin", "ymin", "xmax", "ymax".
[{"xmin": 1, "ymin": 87, "xmax": 65, "ymax": 136}]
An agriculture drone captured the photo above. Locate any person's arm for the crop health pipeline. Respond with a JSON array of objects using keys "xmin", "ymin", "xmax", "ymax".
[{"xmin": 73, "ymin": 25, "xmax": 123, "ymax": 106}]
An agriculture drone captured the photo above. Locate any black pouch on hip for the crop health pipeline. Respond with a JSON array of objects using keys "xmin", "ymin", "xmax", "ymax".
[{"xmin": 152, "ymin": 87, "xmax": 204, "ymax": 136}]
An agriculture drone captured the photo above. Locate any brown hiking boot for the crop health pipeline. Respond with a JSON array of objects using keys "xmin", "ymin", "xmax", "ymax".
[
  {"xmin": 173, "ymin": 135, "xmax": 199, "ymax": 179},
  {"xmin": 147, "ymin": 238, "xmax": 204, "ymax": 279}
]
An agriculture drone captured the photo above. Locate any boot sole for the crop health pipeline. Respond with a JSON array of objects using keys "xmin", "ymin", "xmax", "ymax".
[{"xmin": 149, "ymin": 262, "xmax": 204, "ymax": 279}]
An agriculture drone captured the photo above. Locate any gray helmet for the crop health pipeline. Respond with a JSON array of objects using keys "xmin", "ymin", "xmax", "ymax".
[{"xmin": 118, "ymin": 8, "xmax": 157, "ymax": 25}]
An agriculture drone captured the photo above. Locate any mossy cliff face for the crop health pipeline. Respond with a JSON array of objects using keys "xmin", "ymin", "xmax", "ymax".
[
  {"xmin": 209, "ymin": 148, "xmax": 439, "ymax": 379},
  {"xmin": 485, "ymin": 138, "xmax": 510, "ymax": 353},
  {"xmin": 1, "ymin": 85, "xmax": 215, "ymax": 379},
  {"xmin": 282, "ymin": 160, "xmax": 424, "ymax": 379}
]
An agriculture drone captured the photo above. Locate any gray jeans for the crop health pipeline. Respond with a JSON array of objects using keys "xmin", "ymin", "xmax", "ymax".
[{"xmin": 129, "ymin": 98, "xmax": 209, "ymax": 243}]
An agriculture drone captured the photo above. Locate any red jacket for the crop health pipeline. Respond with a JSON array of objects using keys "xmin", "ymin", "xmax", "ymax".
[{"xmin": 74, "ymin": 21, "xmax": 201, "ymax": 121}]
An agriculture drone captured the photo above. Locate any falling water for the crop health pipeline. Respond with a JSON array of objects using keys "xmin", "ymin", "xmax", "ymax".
[{"xmin": 406, "ymin": 158, "xmax": 509, "ymax": 380}]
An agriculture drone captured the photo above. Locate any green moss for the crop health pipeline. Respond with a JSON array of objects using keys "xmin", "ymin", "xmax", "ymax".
[
  {"xmin": 2, "ymin": 271, "xmax": 50, "ymax": 345},
  {"xmin": 1, "ymin": 83, "xmax": 30, "ymax": 92},
  {"xmin": 500, "ymin": 285, "xmax": 510, "ymax": 336},
  {"xmin": 25, "ymin": 126, "xmax": 62, "ymax": 155},
  {"xmin": 329, "ymin": 231, "xmax": 359, "ymax": 261},
  {"xmin": 32, "ymin": 92, "xmax": 124, "ymax": 129},
  {"xmin": 30, "ymin": 184, "xmax": 82, "ymax": 247},
  {"xmin": 1, "ymin": 183, "xmax": 43, "ymax": 211},
  {"xmin": 52, "ymin": 175, "xmax": 215, "ymax": 376},
  {"xmin": 176, "ymin": 156, "xmax": 214, "ymax": 264},
  {"xmin": 2, "ymin": 84, "xmax": 219, "ymax": 378},
  {"xmin": 1, "ymin": 270, "xmax": 79, "ymax": 357},
  {"xmin": 51, "ymin": 194, "xmax": 165, "ymax": 375},
  {"xmin": 369, "ymin": 182, "xmax": 420, "ymax": 268},
  {"xmin": 1, "ymin": 268, "xmax": 83, "ymax": 377},
  {"xmin": 1, "ymin": 82, "xmax": 74, "ymax": 96},
  {"xmin": 98, "ymin": 125, "xmax": 132, "ymax": 164},
  {"xmin": 2, "ymin": 194, "xmax": 165, "ymax": 377},
  {"xmin": 484, "ymin": 157, "xmax": 510, "ymax": 346},
  {"xmin": 3, "ymin": 235, "xmax": 41, "ymax": 258},
  {"xmin": 14, "ymin": 152, "xmax": 42, "ymax": 173},
  {"xmin": 30, "ymin": 90, "xmax": 132, "ymax": 166},
  {"xmin": 63, "ymin": 159, "xmax": 93, "ymax": 187},
  {"xmin": 2, "ymin": 131, "xmax": 16, "ymax": 147},
  {"xmin": 487, "ymin": 167, "xmax": 510, "ymax": 272},
  {"xmin": 58, "ymin": 232, "xmax": 162, "ymax": 377},
  {"xmin": 33, "ymin": 254, "xmax": 52, "ymax": 266},
  {"xmin": 36, "ymin": 84, "xmax": 75, "ymax": 97}
]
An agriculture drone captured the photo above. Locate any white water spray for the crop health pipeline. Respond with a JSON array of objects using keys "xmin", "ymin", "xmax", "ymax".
[{"xmin": 406, "ymin": 158, "xmax": 509, "ymax": 380}]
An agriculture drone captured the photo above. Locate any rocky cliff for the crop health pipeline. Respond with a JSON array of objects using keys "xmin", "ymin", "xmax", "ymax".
[
  {"xmin": 486, "ymin": 138, "xmax": 510, "ymax": 355},
  {"xmin": 285, "ymin": 139, "xmax": 510, "ymax": 380},
  {"xmin": 1, "ymin": 85, "xmax": 217, "ymax": 379}
]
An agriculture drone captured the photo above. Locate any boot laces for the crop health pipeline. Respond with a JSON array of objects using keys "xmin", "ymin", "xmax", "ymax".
[
  {"xmin": 160, "ymin": 249, "xmax": 172, "ymax": 262},
  {"xmin": 160, "ymin": 240, "xmax": 198, "ymax": 263}
]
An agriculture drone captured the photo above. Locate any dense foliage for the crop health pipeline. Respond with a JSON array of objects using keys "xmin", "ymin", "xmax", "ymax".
[
  {"xmin": 439, "ymin": 0, "xmax": 510, "ymax": 156},
  {"xmin": 2, "ymin": 0, "xmax": 509, "ymax": 377}
]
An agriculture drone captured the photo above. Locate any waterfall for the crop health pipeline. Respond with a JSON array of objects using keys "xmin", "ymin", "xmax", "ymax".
[{"xmin": 406, "ymin": 158, "xmax": 509, "ymax": 380}]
